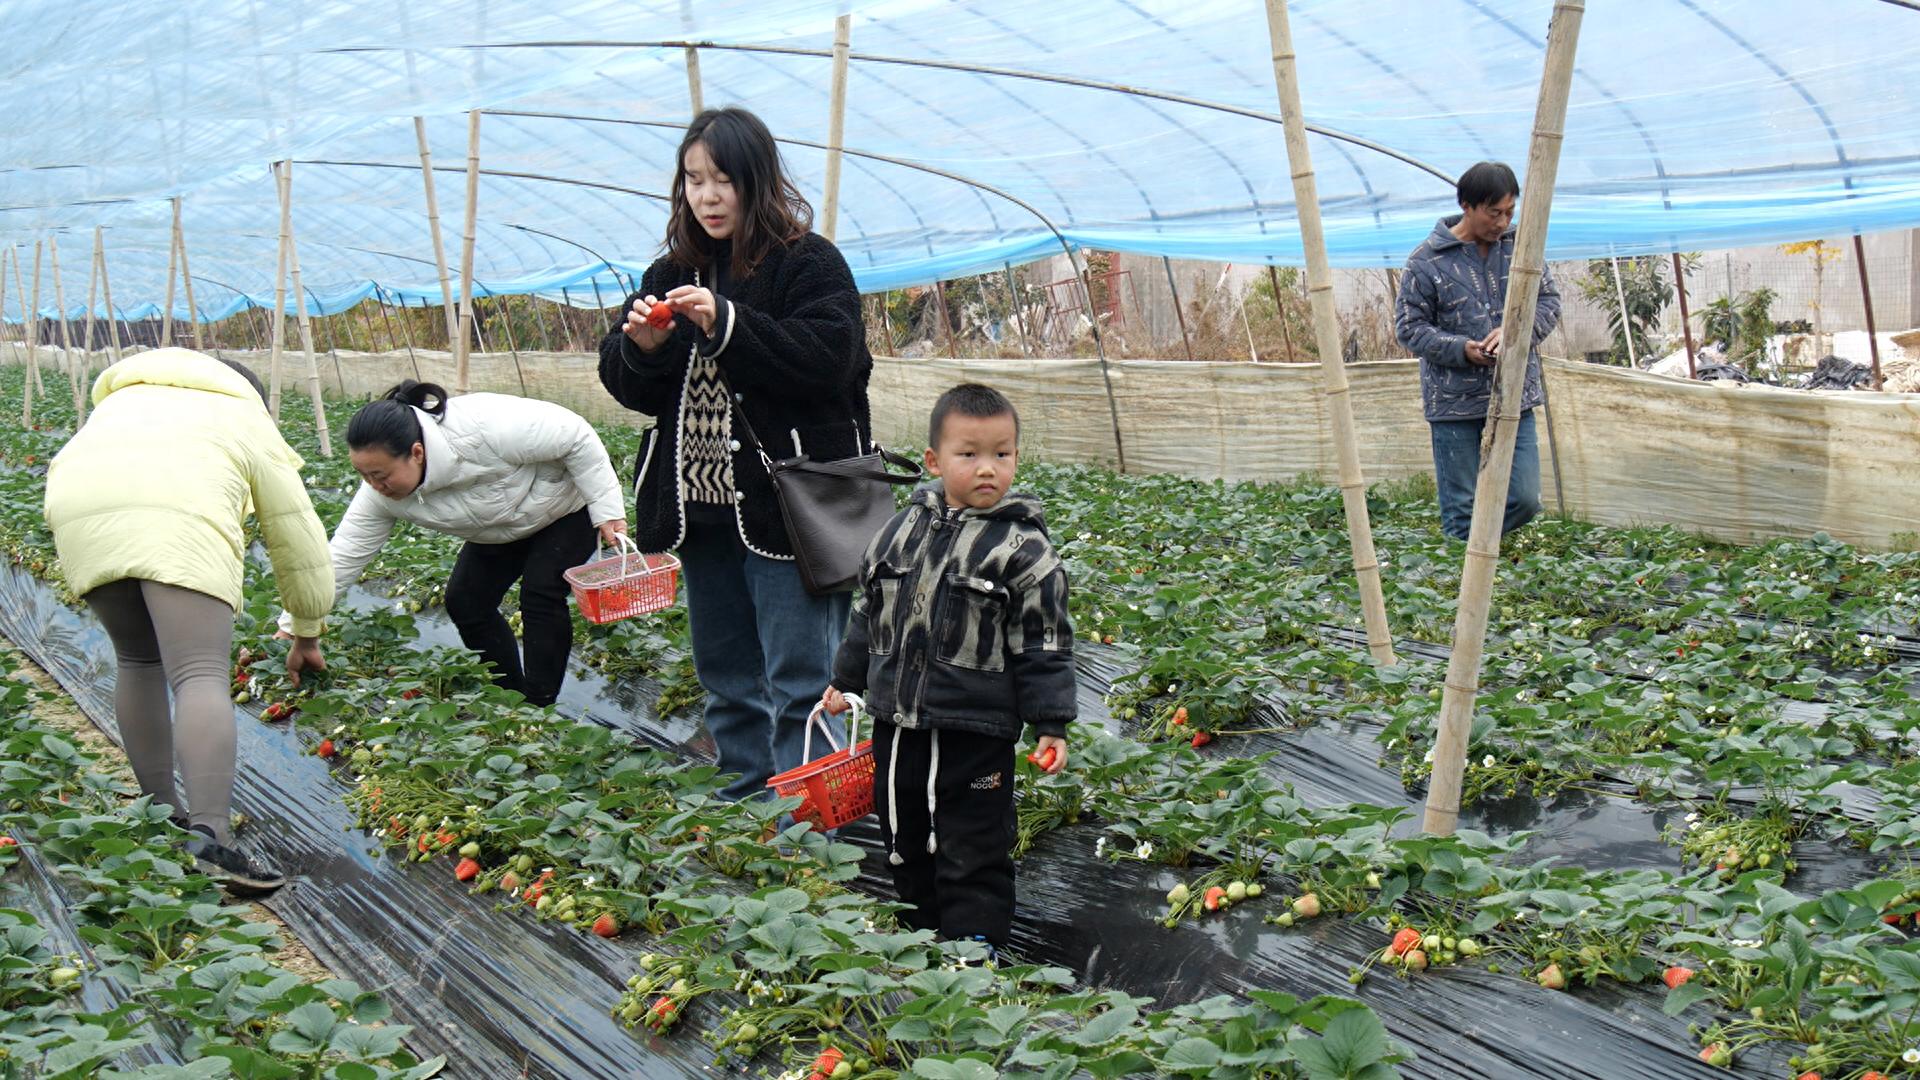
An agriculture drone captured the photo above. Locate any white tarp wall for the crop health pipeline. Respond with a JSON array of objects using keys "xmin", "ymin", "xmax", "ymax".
[{"xmin": 12, "ymin": 347, "xmax": 1917, "ymax": 547}]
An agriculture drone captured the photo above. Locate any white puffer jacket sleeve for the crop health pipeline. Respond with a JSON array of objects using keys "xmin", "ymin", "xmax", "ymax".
[
  {"xmin": 276, "ymin": 482, "xmax": 395, "ymax": 635},
  {"xmin": 483, "ymin": 398, "xmax": 627, "ymax": 528}
]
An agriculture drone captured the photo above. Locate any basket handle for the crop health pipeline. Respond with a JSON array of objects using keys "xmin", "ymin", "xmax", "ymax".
[
  {"xmin": 589, "ymin": 530, "xmax": 642, "ymax": 576},
  {"xmin": 803, "ymin": 693, "xmax": 865, "ymax": 762}
]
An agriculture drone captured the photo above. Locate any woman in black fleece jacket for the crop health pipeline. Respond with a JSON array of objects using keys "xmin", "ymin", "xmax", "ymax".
[{"xmin": 599, "ymin": 107, "xmax": 873, "ymax": 801}]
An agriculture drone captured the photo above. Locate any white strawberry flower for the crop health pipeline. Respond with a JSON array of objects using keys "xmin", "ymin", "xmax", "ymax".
[
  {"xmin": 1482, "ymin": 755, "xmax": 1496, "ymax": 768},
  {"xmin": 1135, "ymin": 842, "xmax": 1153, "ymax": 859},
  {"xmin": 1904, "ymin": 1047, "xmax": 1920, "ymax": 1065}
]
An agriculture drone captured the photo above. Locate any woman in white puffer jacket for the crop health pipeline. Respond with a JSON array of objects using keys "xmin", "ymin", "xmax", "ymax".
[{"xmin": 286, "ymin": 380, "xmax": 627, "ymax": 706}]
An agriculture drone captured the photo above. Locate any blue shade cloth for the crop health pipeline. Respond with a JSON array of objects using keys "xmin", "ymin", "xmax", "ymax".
[{"xmin": 3, "ymin": 0, "xmax": 1918, "ymax": 322}]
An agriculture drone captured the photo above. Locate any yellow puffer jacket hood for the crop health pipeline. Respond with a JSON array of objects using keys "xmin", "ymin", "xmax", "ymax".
[{"xmin": 43, "ymin": 349, "xmax": 334, "ymax": 635}]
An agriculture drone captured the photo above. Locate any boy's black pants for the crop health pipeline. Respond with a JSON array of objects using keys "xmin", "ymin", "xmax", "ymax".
[{"xmin": 872, "ymin": 720, "xmax": 1017, "ymax": 946}]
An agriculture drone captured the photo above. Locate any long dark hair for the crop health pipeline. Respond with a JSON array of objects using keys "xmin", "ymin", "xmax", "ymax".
[
  {"xmin": 665, "ymin": 107, "xmax": 812, "ymax": 280},
  {"xmin": 345, "ymin": 380, "xmax": 448, "ymax": 457}
]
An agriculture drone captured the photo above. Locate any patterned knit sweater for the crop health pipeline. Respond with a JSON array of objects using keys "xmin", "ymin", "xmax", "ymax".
[{"xmin": 596, "ymin": 232, "xmax": 875, "ymax": 559}]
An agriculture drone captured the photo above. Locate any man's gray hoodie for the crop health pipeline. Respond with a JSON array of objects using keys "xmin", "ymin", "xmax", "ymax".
[{"xmin": 1394, "ymin": 215, "xmax": 1561, "ymax": 423}]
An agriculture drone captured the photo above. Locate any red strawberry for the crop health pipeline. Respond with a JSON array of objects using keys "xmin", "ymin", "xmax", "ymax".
[
  {"xmin": 401, "ymin": 688, "xmax": 421, "ymax": 700},
  {"xmin": 1191, "ymin": 731, "xmax": 1212, "ymax": 749},
  {"xmin": 22, "ymin": 455, "xmax": 34, "ymax": 465},
  {"xmin": 262, "ymin": 702, "xmax": 291, "ymax": 722},
  {"xmin": 592, "ymin": 913, "xmax": 620, "ymax": 937},
  {"xmin": 232, "ymin": 670, "xmax": 250, "ymax": 685},
  {"xmin": 1796, "ymin": 1072, "xmax": 1821, "ymax": 1080},
  {"xmin": 1885, "ymin": 913, "xmax": 1906, "ymax": 925},
  {"xmin": 1662, "ymin": 965, "xmax": 1695, "ymax": 989},
  {"xmin": 316, "ymin": 739, "xmax": 335, "ymax": 758},
  {"xmin": 807, "ymin": 1048, "xmax": 844, "ymax": 1080},
  {"xmin": 645, "ymin": 301, "xmax": 675, "ymax": 330},
  {"xmin": 649, "ymin": 995, "xmax": 677, "ymax": 1027},
  {"xmin": 1026, "ymin": 746, "xmax": 1058, "ymax": 771},
  {"xmin": 1536, "ymin": 963, "xmax": 1566, "ymax": 990},
  {"xmin": 455, "ymin": 857, "xmax": 481, "ymax": 882},
  {"xmin": 1390, "ymin": 928, "xmax": 1422, "ymax": 957},
  {"xmin": 437, "ymin": 830, "xmax": 456, "ymax": 848},
  {"xmin": 0, "ymin": 836, "xmax": 16, "ymax": 848},
  {"xmin": 1203, "ymin": 885, "xmax": 1227, "ymax": 912},
  {"xmin": 1862, "ymin": 1072, "xmax": 1887, "ymax": 1080},
  {"xmin": 524, "ymin": 869, "xmax": 554, "ymax": 904},
  {"xmin": 416, "ymin": 835, "xmax": 431, "ymax": 854},
  {"xmin": 1171, "ymin": 707, "xmax": 1188, "ymax": 726}
]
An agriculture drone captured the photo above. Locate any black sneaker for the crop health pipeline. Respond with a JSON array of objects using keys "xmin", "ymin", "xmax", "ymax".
[{"xmin": 185, "ymin": 826, "xmax": 286, "ymax": 895}]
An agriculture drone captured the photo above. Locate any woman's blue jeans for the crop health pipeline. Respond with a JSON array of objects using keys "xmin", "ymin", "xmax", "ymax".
[{"xmin": 678, "ymin": 513, "xmax": 852, "ymax": 801}]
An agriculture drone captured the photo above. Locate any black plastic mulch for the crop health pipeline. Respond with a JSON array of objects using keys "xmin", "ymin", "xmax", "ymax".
[{"xmin": 2, "ymin": 564, "xmax": 1867, "ymax": 1077}]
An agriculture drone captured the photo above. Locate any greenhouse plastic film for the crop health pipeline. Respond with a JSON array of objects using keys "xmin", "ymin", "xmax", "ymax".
[{"xmin": 5, "ymin": 2, "xmax": 1920, "ymax": 311}]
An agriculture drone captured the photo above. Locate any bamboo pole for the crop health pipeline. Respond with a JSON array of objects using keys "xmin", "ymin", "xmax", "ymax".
[
  {"xmin": 284, "ymin": 195, "xmax": 333, "ymax": 455},
  {"xmin": 1672, "ymin": 253, "xmax": 1697, "ymax": 379},
  {"xmin": 1003, "ymin": 263, "xmax": 1031, "ymax": 357},
  {"xmin": 0, "ymin": 249, "xmax": 10, "ymax": 371},
  {"xmin": 96, "ymin": 228, "xmax": 123, "ymax": 369},
  {"xmin": 1268, "ymin": 265, "xmax": 1297, "ymax": 362},
  {"xmin": 20, "ymin": 242, "xmax": 42, "ymax": 424},
  {"xmin": 2, "ymin": 248, "xmax": 20, "ymax": 376},
  {"xmin": 820, "ymin": 13, "xmax": 852, "ymax": 242},
  {"xmin": 934, "ymin": 281, "xmax": 958, "ymax": 358},
  {"xmin": 454, "ymin": 110, "xmax": 482, "ymax": 395},
  {"xmin": 414, "ymin": 117, "xmax": 461, "ymax": 349},
  {"xmin": 1264, "ymin": 0, "xmax": 1397, "ymax": 666},
  {"xmin": 1608, "ymin": 252, "xmax": 1636, "ymax": 366},
  {"xmin": 1162, "ymin": 256, "xmax": 1195, "ymax": 361},
  {"xmin": 1237, "ymin": 267, "xmax": 1261, "ymax": 362},
  {"xmin": 381, "ymin": 290, "xmax": 421, "ymax": 378},
  {"xmin": 530, "ymin": 294, "xmax": 554, "ymax": 351},
  {"xmin": 162, "ymin": 199, "xmax": 182, "ymax": 347},
  {"xmin": 269, "ymin": 161, "xmax": 294, "ymax": 417},
  {"xmin": 1535, "ymin": 372, "xmax": 1567, "ymax": 516},
  {"xmin": 177, "ymin": 209, "xmax": 203, "ymax": 351},
  {"xmin": 0, "ymin": 249, "xmax": 17, "ymax": 379},
  {"xmin": 1422, "ymin": 0, "xmax": 1585, "ymax": 837},
  {"xmin": 82, "ymin": 241, "xmax": 100, "ymax": 366},
  {"xmin": 1853, "ymin": 233, "xmax": 1884, "ymax": 390},
  {"xmin": 685, "ymin": 47, "xmax": 704, "ymax": 116},
  {"xmin": 49, "ymin": 236, "xmax": 84, "ymax": 422}
]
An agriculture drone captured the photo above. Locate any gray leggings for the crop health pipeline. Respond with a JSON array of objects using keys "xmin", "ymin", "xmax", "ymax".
[{"xmin": 84, "ymin": 579, "xmax": 237, "ymax": 843}]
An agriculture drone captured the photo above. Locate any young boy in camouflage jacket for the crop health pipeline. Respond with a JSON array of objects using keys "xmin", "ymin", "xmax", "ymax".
[{"xmin": 822, "ymin": 383, "xmax": 1074, "ymax": 953}]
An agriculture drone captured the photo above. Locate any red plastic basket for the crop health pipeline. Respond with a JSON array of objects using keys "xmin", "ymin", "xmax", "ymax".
[
  {"xmin": 563, "ymin": 536, "xmax": 680, "ymax": 625},
  {"xmin": 767, "ymin": 697, "xmax": 875, "ymax": 831}
]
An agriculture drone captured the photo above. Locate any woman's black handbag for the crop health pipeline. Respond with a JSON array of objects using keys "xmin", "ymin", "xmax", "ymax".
[{"xmin": 720, "ymin": 374, "xmax": 922, "ymax": 595}]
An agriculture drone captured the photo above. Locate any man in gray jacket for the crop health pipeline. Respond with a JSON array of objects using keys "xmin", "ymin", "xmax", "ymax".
[{"xmin": 1394, "ymin": 162, "xmax": 1561, "ymax": 541}]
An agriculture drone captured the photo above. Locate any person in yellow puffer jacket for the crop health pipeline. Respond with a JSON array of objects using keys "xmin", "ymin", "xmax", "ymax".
[{"xmin": 43, "ymin": 348, "xmax": 333, "ymax": 894}]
